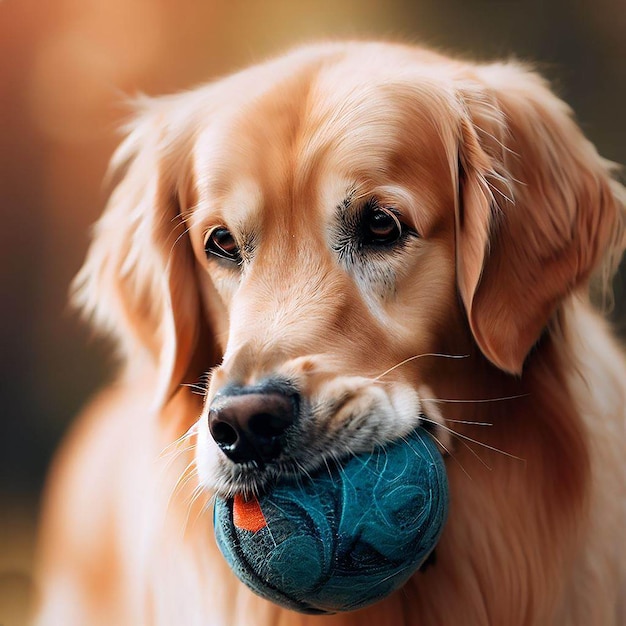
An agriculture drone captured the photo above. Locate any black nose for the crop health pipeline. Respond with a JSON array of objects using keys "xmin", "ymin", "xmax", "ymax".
[{"xmin": 208, "ymin": 386, "xmax": 299, "ymax": 465}]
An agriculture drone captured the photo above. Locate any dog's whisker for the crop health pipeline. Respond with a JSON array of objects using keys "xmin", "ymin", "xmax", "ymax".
[
  {"xmin": 432, "ymin": 421, "xmax": 526, "ymax": 463},
  {"xmin": 161, "ymin": 444, "xmax": 197, "ymax": 475},
  {"xmin": 167, "ymin": 464, "xmax": 197, "ymax": 501},
  {"xmin": 180, "ymin": 382, "xmax": 208, "ymax": 397},
  {"xmin": 181, "ymin": 205, "xmax": 201, "ymax": 223},
  {"xmin": 459, "ymin": 439, "xmax": 492, "ymax": 471},
  {"xmin": 170, "ymin": 458, "xmax": 199, "ymax": 499},
  {"xmin": 419, "ymin": 393, "xmax": 529, "ymax": 404},
  {"xmin": 293, "ymin": 458, "xmax": 315, "ymax": 484},
  {"xmin": 426, "ymin": 431, "xmax": 473, "ymax": 482},
  {"xmin": 420, "ymin": 417, "xmax": 492, "ymax": 471},
  {"xmin": 197, "ymin": 493, "xmax": 218, "ymax": 524},
  {"xmin": 164, "ymin": 462, "xmax": 198, "ymax": 520},
  {"xmin": 441, "ymin": 418, "xmax": 493, "ymax": 426},
  {"xmin": 160, "ymin": 421, "xmax": 199, "ymax": 457},
  {"xmin": 185, "ymin": 481, "xmax": 204, "ymax": 511},
  {"xmin": 322, "ymin": 454, "xmax": 338, "ymax": 486},
  {"xmin": 180, "ymin": 382, "xmax": 208, "ymax": 391},
  {"xmin": 165, "ymin": 225, "xmax": 192, "ymax": 269},
  {"xmin": 168, "ymin": 204, "xmax": 199, "ymax": 226},
  {"xmin": 160, "ymin": 445, "xmax": 197, "ymax": 481},
  {"xmin": 373, "ymin": 353, "xmax": 469, "ymax": 381},
  {"xmin": 181, "ymin": 481, "xmax": 208, "ymax": 537}
]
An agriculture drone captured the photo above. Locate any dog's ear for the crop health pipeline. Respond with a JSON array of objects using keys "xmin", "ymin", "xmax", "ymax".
[
  {"xmin": 456, "ymin": 63, "xmax": 625, "ymax": 374},
  {"xmin": 73, "ymin": 100, "xmax": 214, "ymax": 407}
]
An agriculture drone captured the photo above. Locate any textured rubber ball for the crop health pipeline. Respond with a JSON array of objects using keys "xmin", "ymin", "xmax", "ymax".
[{"xmin": 213, "ymin": 428, "xmax": 449, "ymax": 614}]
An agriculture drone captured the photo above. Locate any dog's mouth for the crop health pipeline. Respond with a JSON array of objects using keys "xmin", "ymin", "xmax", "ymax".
[
  {"xmin": 195, "ymin": 376, "xmax": 444, "ymax": 499},
  {"xmin": 207, "ymin": 418, "xmax": 362, "ymax": 499},
  {"xmin": 213, "ymin": 456, "xmax": 312, "ymax": 499}
]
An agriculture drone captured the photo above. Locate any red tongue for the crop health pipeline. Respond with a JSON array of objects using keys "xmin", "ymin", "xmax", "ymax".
[{"xmin": 233, "ymin": 494, "xmax": 268, "ymax": 532}]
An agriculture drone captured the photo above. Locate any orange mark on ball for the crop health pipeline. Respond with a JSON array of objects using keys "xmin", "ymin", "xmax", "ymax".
[{"xmin": 233, "ymin": 494, "xmax": 267, "ymax": 532}]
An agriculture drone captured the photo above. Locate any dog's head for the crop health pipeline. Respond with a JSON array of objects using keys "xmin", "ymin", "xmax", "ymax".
[{"xmin": 74, "ymin": 42, "xmax": 624, "ymax": 497}]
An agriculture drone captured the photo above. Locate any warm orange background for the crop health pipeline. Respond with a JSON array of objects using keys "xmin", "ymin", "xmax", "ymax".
[{"xmin": 1, "ymin": 0, "xmax": 624, "ymax": 623}]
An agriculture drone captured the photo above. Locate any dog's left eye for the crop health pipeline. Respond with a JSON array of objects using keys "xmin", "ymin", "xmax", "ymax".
[
  {"xmin": 362, "ymin": 205, "xmax": 403, "ymax": 246},
  {"xmin": 204, "ymin": 228, "xmax": 241, "ymax": 263}
]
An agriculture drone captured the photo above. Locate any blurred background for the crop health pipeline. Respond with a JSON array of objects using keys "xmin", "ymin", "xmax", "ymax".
[{"xmin": 0, "ymin": 0, "xmax": 624, "ymax": 623}]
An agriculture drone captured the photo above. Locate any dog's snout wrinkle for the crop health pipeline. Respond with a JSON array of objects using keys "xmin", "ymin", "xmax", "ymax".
[{"xmin": 208, "ymin": 387, "xmax": 299, "ymax": 465}]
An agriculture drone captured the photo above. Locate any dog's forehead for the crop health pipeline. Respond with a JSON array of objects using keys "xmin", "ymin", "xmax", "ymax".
[{"xmin": 190, "ymin": 51, "xmax": 457, "ymax": 232}]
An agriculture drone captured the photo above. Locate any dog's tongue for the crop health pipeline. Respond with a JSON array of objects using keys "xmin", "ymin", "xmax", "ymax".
[{"xmin": 232, "ymin": 494, "xmax": 267, "ymax": 532}]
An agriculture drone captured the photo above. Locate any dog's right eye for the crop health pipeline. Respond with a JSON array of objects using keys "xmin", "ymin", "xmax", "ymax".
[{"xmin": 204, "ymin": 228, "xmax": 241, "ymax": 263}]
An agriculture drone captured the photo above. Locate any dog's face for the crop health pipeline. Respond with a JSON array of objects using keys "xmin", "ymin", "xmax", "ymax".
[
  {"xmin": 190, "ymin": 50, "xmax": 463, "ymax": 495},
  {"xmin": 74, "ymin": 42, "xmax": 622, "ymax": 498}
]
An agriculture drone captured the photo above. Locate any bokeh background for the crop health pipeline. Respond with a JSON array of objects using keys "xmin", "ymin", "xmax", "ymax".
[{"xmin": 1, "ymin": 0, "xmax": 624, "ymax": 623}]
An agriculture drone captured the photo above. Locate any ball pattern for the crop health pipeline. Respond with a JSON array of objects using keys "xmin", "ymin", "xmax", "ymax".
[{"xmin": 213, "ymin": 428, "xmax": 449, "ymax": 614}]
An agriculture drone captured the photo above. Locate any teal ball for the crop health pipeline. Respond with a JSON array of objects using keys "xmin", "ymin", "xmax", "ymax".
[{"xmin": 213, "ymin": 428, "xmax": 449, "ymax": 614}]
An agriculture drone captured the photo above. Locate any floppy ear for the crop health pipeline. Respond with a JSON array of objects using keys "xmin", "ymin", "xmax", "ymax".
[
  {"xmin": 73, "ymin": 101, "xmax": 213, "ymax": 407},
  {"xmin": 456, "ymin": 63, "xmax": 625, "ymax": 374}
]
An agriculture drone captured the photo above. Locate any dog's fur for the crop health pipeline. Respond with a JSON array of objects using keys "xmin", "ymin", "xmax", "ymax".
[{"xmin": 36, "ymin": 42, "xmax": 626, "ymax": 625}]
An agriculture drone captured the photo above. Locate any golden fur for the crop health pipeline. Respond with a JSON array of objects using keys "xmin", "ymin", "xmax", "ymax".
[{"xmin": 36, "ymin": 42, "xmax": 626, "ymax": 625}]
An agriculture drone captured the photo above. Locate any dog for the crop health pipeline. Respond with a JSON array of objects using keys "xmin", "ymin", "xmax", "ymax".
[{"xmin": 36, "ymin": 41, "xmax": 626, "ymax": 625}]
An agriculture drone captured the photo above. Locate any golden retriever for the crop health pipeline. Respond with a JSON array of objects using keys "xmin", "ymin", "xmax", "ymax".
[{"xmin": 36, "ymin": 41, "xmax": 626, "ymax": 625}]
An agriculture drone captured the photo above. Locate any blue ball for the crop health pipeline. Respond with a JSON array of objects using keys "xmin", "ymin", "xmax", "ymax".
[{"xmin": 213, "ymin": 428, "xmax": 449, "ymax": 614}]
